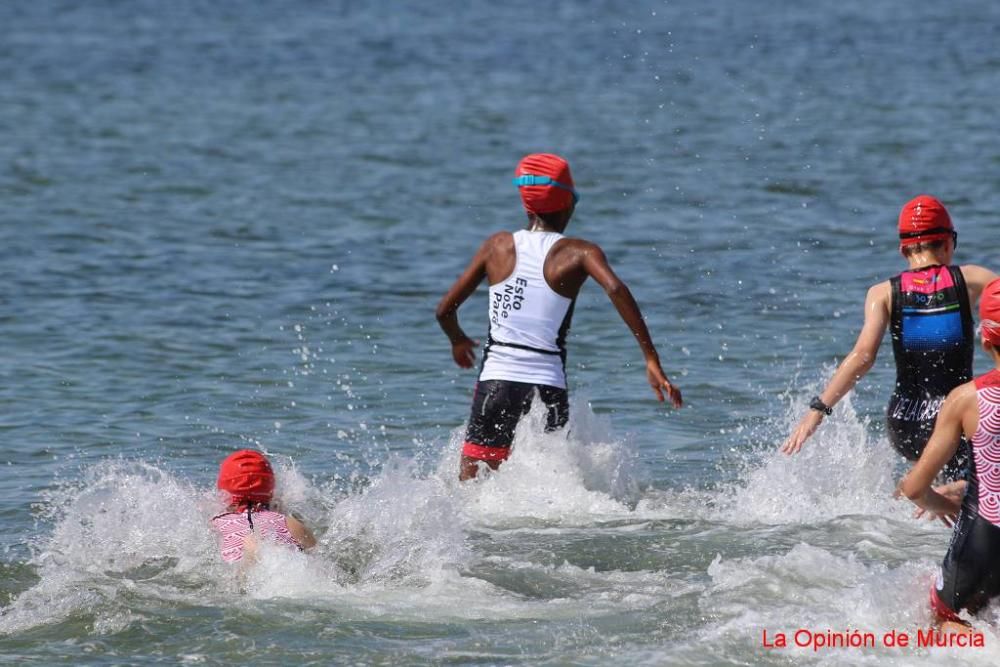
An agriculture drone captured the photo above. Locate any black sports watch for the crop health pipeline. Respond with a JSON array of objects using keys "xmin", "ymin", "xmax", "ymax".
[{"xmin": 809, "ymin": 396, "xmax": 833, "ymax": 416}]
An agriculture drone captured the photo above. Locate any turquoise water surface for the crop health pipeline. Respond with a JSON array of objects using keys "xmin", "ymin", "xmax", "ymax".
[{"xmin": 2, "ymin": 1, "xmax": 1000, "ymax": 664}]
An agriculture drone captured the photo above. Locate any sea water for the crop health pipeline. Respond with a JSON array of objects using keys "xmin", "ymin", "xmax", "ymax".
[
  {"xmin": 2, "ymin": 1, "xmax": 1000, "ymax": 664},
  {"xmin": 4, "ymin": 399, "xmax": 997, "ymax": 664}
]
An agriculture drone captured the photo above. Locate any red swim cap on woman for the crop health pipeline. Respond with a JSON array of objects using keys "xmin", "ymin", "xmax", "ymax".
[
  {"xmin": 218, "ymin": 450, "xmax": 275, "ymax": 504},
  {"xmin": 980, "ymin": 279, "xmax": 1000, "ymax": 346},
  {"xmin": 898, "ymin": 195, "xmax": 953, "ymax": 247},
  {"xmin": 514, "ymin": 153, "xmax": 577, "ymax": 215}
]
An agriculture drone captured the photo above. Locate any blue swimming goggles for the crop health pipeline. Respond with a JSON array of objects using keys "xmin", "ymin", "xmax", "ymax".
[{"xmin": 512, "ymin": 174, "xmax": 580, "ymax": 205}]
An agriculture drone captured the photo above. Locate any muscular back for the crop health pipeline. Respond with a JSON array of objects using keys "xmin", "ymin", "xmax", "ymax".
[
  {"xmin": 483, "ymin": 231, "xmax": 599, "ymax": 299},
  {"xmin": 437, "ymin": 222, "xmax": 681, "ymax": 406}
]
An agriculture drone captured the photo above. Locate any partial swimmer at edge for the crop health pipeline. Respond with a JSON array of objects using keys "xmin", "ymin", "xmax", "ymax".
[{"xmin": 897, "ymin": 279, "xmax": 1000, "ymax": 632}]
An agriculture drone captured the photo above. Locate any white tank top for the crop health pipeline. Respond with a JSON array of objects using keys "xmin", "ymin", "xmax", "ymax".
[{"xmin": 480, "ymin": 230, "xmax": 574, "ymax": 388}]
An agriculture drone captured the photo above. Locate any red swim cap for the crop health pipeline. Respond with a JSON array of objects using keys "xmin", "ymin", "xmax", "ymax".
[
  {"xmin": 980, "ymin": 279, "xmax": 1000, "ymax": 346},
  {"xmin": 218, "ymin": 450, "xmax": 275, "ymax": 504},
  {"xmin": 514, "ymin": 153, "xmax": 577, "ymax": 215},
  {"xmin": 898, "ymin": 195, "xmax": 954, "ymax": 247}
]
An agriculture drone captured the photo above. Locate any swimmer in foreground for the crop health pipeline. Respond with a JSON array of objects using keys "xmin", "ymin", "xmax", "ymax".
[
  {"xmin": 782, "ymin": 195, "xmax": 997, "ymax": 480},
  {"xmin": 436, "ymin": 153, "xmax": 682, "ymax": 481},
  {"xmin": 211, "ymin": 450, "xmax": 316, "ymax": 563},
  {"xmin": 897, "ymin": 279, "xmax": 1000, "ymax": 630}
]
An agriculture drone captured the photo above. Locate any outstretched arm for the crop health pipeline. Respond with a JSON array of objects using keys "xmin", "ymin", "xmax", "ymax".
[
  {"xmin": 287, "ymin": 516, "xmax": 317, "ymax": 550},
  {"xmin": 781, "ymin": 282, "xmax": 890, "ymax": 454},
  {"xmin": 435, "ymin": 238, "xmax": 490, "ymax": 368},
  {"xmin": 581, "ymin": 243, "xmax": 682, "ymax": 407}
]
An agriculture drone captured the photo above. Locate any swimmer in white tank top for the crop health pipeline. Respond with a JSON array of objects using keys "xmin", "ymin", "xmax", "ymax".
[{"xmin": 436, "ymin": 153, "xmax": 683, "ymax": 481}]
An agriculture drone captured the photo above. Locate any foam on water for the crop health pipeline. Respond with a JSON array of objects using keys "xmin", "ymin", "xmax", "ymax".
[
  {"xmin": 450, "ymin": 399, "xmax": 644, "ymax": 526},
  {"xmin": 0, "ymin": 399, "xmax": 652, "ymax": 635},
  {"xmin": 693, "ymin": 542, "xmax": 1000, "ymax": 666},
  {"xmin": 5, "ymin": 391, "xmax": 1000, "ymax": 662},
  {"xmin": 676, "ymin": 382, "xmax": 1000, "ymax": 664},
  {"xmin": 713, "ymin": 391, "xmax": 904, "ymax": 524},
  {"xmin": 0, "ymin": 461, "xmax": 223, "ymax": 635}
]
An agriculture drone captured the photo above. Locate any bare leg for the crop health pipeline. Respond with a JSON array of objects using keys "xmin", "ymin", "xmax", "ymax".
[{"xmin": 459, "ymin": 455, "xmax": 501, "ymax": 481}]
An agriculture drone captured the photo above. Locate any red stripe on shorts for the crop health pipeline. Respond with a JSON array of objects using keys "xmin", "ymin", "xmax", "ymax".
[
  {"xmin": 929, "ymin": 585, "xmax": 962, "ymax": 623},
  {"xmin": 462, "ymin": 442, "xmax": 511, "ymax": 461}
]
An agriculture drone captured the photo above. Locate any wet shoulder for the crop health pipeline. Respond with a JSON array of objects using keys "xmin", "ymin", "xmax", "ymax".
[
  {"xmin": 484, "ymin": 230, "xmax": 515, "ymax": 254},
  {"xmin": 950, "ymin": 379, "xmax": 983, "ymax": 432},
  {"xmin": 550, "ymin": 236, "xmax": 601, "ymax": 260},
  {"xmin": 866, "ymin": 280, "xmax": 892, "ymax": 305},
  {"xmin": 868, "ymin": 278, "xmax": 891, "ymax": 292},
  {"xmin": 948, "ymin": 380, "xmax": 980, "ymax": 412},
  {"xmin": 959, "ymin": 264, "xmax": 999, "ymax": 293}
]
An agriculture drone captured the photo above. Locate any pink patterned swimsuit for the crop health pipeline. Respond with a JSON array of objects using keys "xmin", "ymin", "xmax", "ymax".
[
  {"xmin": 931, "ymin": 369, "xmax": 1000, "ymax": 619},
  {"xmin": 211, "ymin": 509, "xmax": 302, "ymax": 563}
]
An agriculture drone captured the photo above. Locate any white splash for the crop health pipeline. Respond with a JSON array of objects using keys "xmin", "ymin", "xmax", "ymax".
[{"xmin": 714, "ymin": 392, "xmax": 904, "ymax": 525}]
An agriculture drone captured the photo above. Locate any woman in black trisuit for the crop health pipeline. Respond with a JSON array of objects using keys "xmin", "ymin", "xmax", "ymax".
[{"xmin": 782, "ymin": 195, "xmax": 997, "ymax": 480}]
